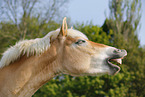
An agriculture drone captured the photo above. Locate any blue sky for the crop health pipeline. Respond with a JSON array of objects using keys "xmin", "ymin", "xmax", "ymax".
[{"xmin": 68, "ymin": 0, "xmax": 145, "ymax": 46}]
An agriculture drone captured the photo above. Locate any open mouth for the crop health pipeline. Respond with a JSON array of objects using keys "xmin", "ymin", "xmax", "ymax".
[
  {"xmin": 107, "ymin": 57, "xmax": 124, "ymax": 75},
  {"xmin": 106, "ymin": 48, "xmax": 127, "ymax": 75}
]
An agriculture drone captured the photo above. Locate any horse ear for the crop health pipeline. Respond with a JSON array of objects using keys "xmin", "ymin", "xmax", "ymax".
[{"xmin": 59, "ymin": 17, "xmax": 68, "ymax": 37}]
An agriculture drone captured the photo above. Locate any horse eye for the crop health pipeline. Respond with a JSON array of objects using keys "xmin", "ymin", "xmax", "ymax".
[{"xmin": 75, "ymin": 40, "xmax": 86, "ymax": 44}]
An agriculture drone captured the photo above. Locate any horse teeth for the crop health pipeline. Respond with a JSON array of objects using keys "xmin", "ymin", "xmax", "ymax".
[
  {"xmin": 111, "ymin": 59, "xmax": 122, "ymax": 64},
  {"xmin": 114, "ymin": 59, "xmax": 122, "ymax": 64}
]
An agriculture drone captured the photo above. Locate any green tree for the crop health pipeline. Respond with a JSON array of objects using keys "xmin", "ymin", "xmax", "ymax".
[
  {"xmin": 0, "ymin": 0, "xmax": 69, "ymax": 56},
  {"xmin": 102, "ymin": 0, "xmax": 145, "ymax": 96},
  {"xmin": 33, "ymin": 24, "xmax": 133, "ymax": 97},
  {"xmin": 104, "ymin": 0, "xmax": 141, "ymax": 48},
  {"xmin": 0, "ymin": 0, "xmax": 144, "ymax": 97},
  {"xmin": 34, "ymin": 0, "xmax": 144, "ymax": 96}
]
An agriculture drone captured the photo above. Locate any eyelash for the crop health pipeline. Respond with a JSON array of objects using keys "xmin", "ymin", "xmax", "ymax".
[{"xmin": 75, "ymin": 40, "xmax": 86, "ymax": 44}]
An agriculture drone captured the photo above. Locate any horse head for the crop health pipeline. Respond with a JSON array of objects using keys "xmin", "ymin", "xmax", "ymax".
[{"xmin": 50, "ymin": 17, "xmax": 127, "ymax": 76}]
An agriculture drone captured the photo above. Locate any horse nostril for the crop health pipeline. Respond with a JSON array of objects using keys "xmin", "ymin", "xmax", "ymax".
[
  {"xmin": 118, "ymin": 49, "xmax": 121, "ymax": 52},
  {"xmin": 114, "ymin": 49, "xmax": 122, "ymax": 53}
]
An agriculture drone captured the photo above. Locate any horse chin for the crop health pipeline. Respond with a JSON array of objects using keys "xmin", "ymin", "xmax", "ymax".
[{"xmin": 67, "ymin": 73, "xmax": 105, "ymax": 77}]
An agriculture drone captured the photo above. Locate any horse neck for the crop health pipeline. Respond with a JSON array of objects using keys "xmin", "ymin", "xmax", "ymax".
[{"xmin": 0, "ymin": 45, "xmax": 62, "ymax": 97}]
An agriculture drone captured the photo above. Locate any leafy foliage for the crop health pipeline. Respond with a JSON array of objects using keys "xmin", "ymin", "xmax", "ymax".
[
  {"xmin": 0, "ymin": 0, "xmax": 144, "ymax": 97},
  {"xmin": 103, "ymin": 0, "xmax": 145, "ymax": 96},
  {"xmin": 33, "ymin": 24, "xmax": 135, "ymax": 97}
]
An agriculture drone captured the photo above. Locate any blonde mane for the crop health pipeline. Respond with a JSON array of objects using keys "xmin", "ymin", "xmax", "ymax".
[{"xmin": 0, "ymin": 29, "xmax": 88, "ymax": 68}]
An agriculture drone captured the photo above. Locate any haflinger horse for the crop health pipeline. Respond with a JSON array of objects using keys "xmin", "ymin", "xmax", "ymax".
[{"xmin": 0, "ymin": 17, "xmax": 127, "ymax": 97}]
